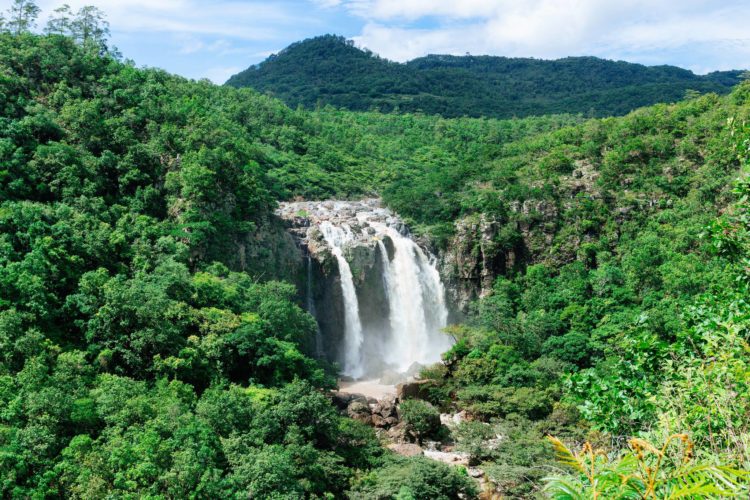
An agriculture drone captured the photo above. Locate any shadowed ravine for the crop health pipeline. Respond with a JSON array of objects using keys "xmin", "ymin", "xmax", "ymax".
[{"xmin": 277, "ymin": 200, "xmax": 454, "ymax": 381}]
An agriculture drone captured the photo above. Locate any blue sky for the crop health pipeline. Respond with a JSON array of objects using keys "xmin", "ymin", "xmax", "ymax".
[{"xmin": 13, "ymin": 0, "xmax": 750, "ymax": 83}]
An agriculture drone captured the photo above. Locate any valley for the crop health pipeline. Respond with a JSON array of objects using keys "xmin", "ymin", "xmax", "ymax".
[{"xmin": 0, "ymin": 2, "xmax": 749, "ymax": 498}]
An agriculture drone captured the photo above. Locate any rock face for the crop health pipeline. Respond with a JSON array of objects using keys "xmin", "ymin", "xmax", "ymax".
[
  {"xmin": 439, "ymin": 198, "xmax": 561, "ymax": 312},
  {"xmin": 439, "ymin": 213, "xmax": 523, "ymax": 313},
  {"xmin": 223, "ymin": 211, "xmax": 305, "ymax": 287}
]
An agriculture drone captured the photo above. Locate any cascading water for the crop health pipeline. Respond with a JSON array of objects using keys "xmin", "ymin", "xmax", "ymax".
[
  {"xmin": 374, "ymin": 223, "xmax": 451, "ymax": 372},
  {"xmin": 319, "ymin": 221, "xmax": 365, "ymax": 378},
  {"xmin": 277, "ymin": 199, "xmax": 453, "ymax": 380}
]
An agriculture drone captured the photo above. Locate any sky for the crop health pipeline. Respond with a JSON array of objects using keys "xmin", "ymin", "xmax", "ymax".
[{"xmin": 10, "ymin": 0, "xmax": 750, "ymax": 83}]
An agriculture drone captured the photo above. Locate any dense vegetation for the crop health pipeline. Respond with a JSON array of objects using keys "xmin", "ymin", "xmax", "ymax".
[
  {"xmin": 226, "ymin": 34, "xmax": 744, "ymax": 119},
  {"xmin": 0, "ymin": 14, "xmax": 482, "ymax": 497},
  {"xmin": 2, "ymin": 2, "xmax": 750, "ymax": 497},
  {"xmin": 283, "ymin": 77, "xmax": 750, "ymax": 496}
]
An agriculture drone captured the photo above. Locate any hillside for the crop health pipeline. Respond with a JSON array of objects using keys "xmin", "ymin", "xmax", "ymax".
[
  {"xmin": 226, "ymin": 34, "xmax": 744, "ymax": 118},
  {"xmin": 2, "ymin": 28, "xmax": 750, "ymax": 498}
]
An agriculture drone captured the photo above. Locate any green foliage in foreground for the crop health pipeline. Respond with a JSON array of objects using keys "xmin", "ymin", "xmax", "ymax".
[
  {"xmin": 227, "ymin": 34, "xmax": 743, "ymax": 119},
  {"xmin": 544, "ymin": 434, "xmax": 749, "ymax": 499}
]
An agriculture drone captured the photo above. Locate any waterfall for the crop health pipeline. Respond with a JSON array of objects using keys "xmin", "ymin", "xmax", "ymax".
[
  {"xmin": 278, "ymin": 199, "xmax": 454, "ymax": 380},
  {"xmin": 375, "ymin": 224, "xmax": 451, "ymax": 372},
  {"xmin": 320, "ymin": 221, "xmax": 365, "ymax": 378}
]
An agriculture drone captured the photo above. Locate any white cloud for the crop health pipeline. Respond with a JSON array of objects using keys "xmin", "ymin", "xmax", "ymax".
[
  {"xmin": 5, "ymin": 0, "xmax": 746, "ymax": 79},
  {"xmin": 34, "ymin": 0, "xmax": 298, "ymax": 41},
  {"xmin": 341, "ymin": 0, "xmax": 750, "ymax": 71}
]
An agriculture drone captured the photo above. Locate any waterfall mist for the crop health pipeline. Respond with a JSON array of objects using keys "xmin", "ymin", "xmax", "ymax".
[{"xmin": 278, "ymin": 200, "xmax": 453, "ymax": 380}]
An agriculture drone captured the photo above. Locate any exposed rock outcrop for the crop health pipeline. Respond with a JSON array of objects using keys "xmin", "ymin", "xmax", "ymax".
[{"xmin": 439, "ymin": 198, "xmax": 560, "ymax": 312}]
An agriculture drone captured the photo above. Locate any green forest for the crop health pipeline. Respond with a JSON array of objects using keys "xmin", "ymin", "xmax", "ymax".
[
  {"xmin": 226, "ymin": 35, "xmax": 743, "ymax": 119},
  {"xmin": 1, "ymin": 1, "xmax": 750, "ymax": 498}
]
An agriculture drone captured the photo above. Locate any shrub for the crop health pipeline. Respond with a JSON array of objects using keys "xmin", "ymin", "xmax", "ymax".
[
  {"xmin": 348, "ymin": 456, "xmax": 478, "ymax": 500},
  {"xmin": 399, "ymin": 399, "xmax": 441, "ymax": 444},
  {"xmin": 454, "ymin": 420, "xmax": 497, "ymax": 465}
]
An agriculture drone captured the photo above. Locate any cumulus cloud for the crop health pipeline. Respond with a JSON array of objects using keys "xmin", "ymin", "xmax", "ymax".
[
  {"xmin": 336, "ymin": 0, "xmax": 750, "ymax": 72},
  {"xmin": 26, "ymin": 0, "xmax": 326, "ymax": 81},
  {"xmin": 15, "ymin": 0, "xmax": 748, "ymax": 80}
]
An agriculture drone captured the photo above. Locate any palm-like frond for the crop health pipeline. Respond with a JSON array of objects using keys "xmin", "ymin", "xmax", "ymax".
[
  {"xmin": 543, "ymin": 435, "xmax": 750, "ymax": 499},
  {"xmin": 665, "ymin": 464, "xmax": 750, "ymax": 498},
  {"xmin": 542, "ymin": 476, "xmax": 587, "ymax": 500},
  {"xmin": 546, "ymin": 436, "xmax": 587, "ymax": 474}
]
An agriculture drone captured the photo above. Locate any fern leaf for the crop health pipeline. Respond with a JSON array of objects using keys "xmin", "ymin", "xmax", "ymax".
[
  {"xmin": 546, "ymin": 436, "xmax": 587, "ymax": 474},
  {"xmin": 542, "ymin": 476, "xmax": 586, "ymax": 500},
  {"xmin": 667, "ymin": 483, "xmax": 730, "ymax": 499}
]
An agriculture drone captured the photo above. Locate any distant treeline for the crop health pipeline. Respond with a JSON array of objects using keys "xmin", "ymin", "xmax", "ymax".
[{"xmin": 226, "ymin": 34, "xmax": 745, "ymax": 119}]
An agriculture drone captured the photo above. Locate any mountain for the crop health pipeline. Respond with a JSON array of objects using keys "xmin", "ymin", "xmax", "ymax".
[{"xmin": 226, "ymin": 34, "xmax": 745, "ymax": 118}]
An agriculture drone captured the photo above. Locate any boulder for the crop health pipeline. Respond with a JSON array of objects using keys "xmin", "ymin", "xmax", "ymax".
[
  {"xmin": 387, "ymin": 421, "xmax": 409, "ymax": 442},
  {"xmin": 387, "ymin": 443, "xmax": 424, "ymax": 457},
  {"xmin": 396, "ymin": 380, "xmax": 430, "ymax": 400},
  {"xmin": 371, "ymin": 413, "xmax": 387, "ymax": 428},
  {"xmin": 370, "ymin": 395, "xmax": 400, "ymax": 428},
  {"xmin": 384, "ymin": 416, "xmax": 399, "ymax": 427},
  {"xmin": 347, "ymin": 401, "xmax": 372, "ymax": 425},
  {"xmin": 331, "ymin": 391, "xmax": 369, "ymax": 411},
  {"xmin": 331, "ymin": 392, "xmax": 352, "ymax": 411},
  {"xmin": 372, "ymin": 395, "xmax": 398, "ymax": 419}
]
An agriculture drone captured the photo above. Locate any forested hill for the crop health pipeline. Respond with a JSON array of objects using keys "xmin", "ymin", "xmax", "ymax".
[{"xmin": 225, "ymin": 34, "xmax": 744, "ymax": 119}]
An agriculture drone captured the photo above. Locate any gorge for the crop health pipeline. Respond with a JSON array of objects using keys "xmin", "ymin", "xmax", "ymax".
[{"xmin": 277, "ymin": 200, "xmax": 454, "ymax": 381}]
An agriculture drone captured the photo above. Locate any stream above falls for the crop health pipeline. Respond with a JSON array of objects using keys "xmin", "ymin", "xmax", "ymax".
[{"xmin": 277, "ymin": 199, "xmax": 454, "ymax": 380}]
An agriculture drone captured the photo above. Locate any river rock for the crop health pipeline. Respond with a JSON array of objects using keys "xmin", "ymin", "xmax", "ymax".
[
  {"xmin": 387, "ymin": 421, "xmax": 409, "ymax": 442},
  {"xmin": 332, "ymin": 391, "xmax": 370, "ymax": 410},
  {"xmin": 371, "ymin": 413, "xmax": 387, "ymax": 427},
  {"xmin": 373, "ymin": 396, "xmax": 398, "ymax": 417},
  {"xmin": 440, "ymin": 410, "xmax": 467, "ymax": 427}
]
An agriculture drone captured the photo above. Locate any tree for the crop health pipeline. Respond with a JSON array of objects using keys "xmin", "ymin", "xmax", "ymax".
[
  {"xmin": 6, "ymin": 0, "xmax": 40, "ymax": 34},
  {"xmin": 44, "ymin": 4, "xmax": 73, "ymax": 36},
  {"xmin": 72, "ymin": 5, "xmax": 109, "ymax": 50}
]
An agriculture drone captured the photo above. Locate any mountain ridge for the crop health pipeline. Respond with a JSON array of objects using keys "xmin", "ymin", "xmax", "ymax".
[{"xmin": 226, "ymin": 34, "xmax": 744, "ymax": 118}]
